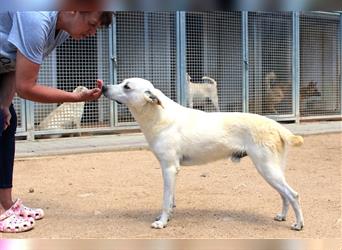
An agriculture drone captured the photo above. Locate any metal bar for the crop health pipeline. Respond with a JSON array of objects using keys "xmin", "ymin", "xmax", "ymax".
[
  {"xmin": 15, "ymin": 98, "xmax": 26, "ymax": 133},
  {"xmin": 25, "ymin": 100, "xmax": 35, "ymax": 141},
  {"xmin": 242, "ymin": 11, "xmax": 249, "ymax": 113},
  {"xmin": 110, "ymin": 13, "xmax": 117, "ymax": 128},
  {"xmin": 312, "ymin": 11, "xmax": 340, "ymax": 16},
  {"xmin": 97, "ymin": 30, "xmax": 105, "ymax": 123},
  {"xmin": 293, "ymin": 11, "xmax": 300, "ymax": 123},
  {"xmin": 300, "ymin": 115, "xmax": 342, "ymax": 121},
  {"xmin": 176, "ymin": 11, "xmax": 187, "ymax": 106},
  {"xmin": 340, "ymin": 12, "xmax": 342, "ymax": 116}
]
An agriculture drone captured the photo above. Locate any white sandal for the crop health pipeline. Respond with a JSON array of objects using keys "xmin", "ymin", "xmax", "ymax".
[
  {"xmin": 0, "ymin": 201, "xmax": 35, "ymax": 233},
  {"xmin": 15, "ymin": 199, "xmax": 45, "ymax": 220}
]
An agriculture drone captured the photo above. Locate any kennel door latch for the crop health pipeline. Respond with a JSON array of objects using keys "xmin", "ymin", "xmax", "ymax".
[{"xmin": 111, "ymin": 56, "xmax": 117, "ymax": 66}]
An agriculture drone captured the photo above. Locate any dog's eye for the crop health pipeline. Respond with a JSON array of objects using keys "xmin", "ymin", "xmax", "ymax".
[{"xmin": 123, "ymin": 84, "xmax": 131, "ymax": 90}]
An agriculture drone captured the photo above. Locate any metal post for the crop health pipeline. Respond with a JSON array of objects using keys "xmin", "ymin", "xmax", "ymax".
[
  {"xmin": 25, "ymin": 100, "xmax": 35, "ymax": 141},
  {"xmin": 293, "ymin": 12, "xmax": 300, "ymax": 123},
  {"xmin": 176, "ymin": 11, "xmax": 187, "ymax": 106},
  {"xmin": 340, "ymin": 13, "xmax": 342, "ymax": 116},
  {"xmin": 109, "ymin": 13, "xmax": 116, "ymax": 127},
  {"xmin": 242, "ymin": 11, "xmax": 249, "ymax": 113}
]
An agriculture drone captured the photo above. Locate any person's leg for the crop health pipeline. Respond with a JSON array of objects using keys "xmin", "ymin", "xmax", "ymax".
[
  {"xmin": 0, "ymin": 104, "xmax": 37, "ymax": 232},
  {"xmin": 1, "ymin": 104, "xmax": 44, "ymax": 223},
  {"xmin": 0, "ymin": 104, "xmax": 17, "ymax": 213}
]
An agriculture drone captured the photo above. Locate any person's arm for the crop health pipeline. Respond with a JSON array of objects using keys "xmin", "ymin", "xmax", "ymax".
[{"xmin": 15, "ymin": 51, "xmax": 102, "ymax": 103}]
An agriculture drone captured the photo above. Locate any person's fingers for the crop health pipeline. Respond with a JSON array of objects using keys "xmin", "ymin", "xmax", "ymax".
[
  {"xmin": 4, "ymin": 120, "xmax": 10, "ymax": 130},
  {"xmin": 86, "ymin": 88, "xmax": 102, "ymax": 100},
  {"xmin": 90, "ymin": 88, "xmax": 101, "ymax": 95},
  {"xmin": 3, "ymin": 111, "xmax": 11, "ymax": 130},
  {"xmin": 96, "ymin": 79, "xmax": 103, "ymax": 89}
]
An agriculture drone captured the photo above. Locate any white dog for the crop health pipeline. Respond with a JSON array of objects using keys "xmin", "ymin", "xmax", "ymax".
[
  {"xmin": 102, "ymin": 78, "xmax": 304, "ymax": 231},
  {"xmin": 186, "ymin": 73, "xmax": 220, "ymax": 111},
  {"xmin": 38, "ymin": 86, "xmax": 88, "ymax": 131}
]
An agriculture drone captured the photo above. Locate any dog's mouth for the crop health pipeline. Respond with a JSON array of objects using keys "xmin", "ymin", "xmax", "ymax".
[{"xmin": 115, "ymin": 100, "xmax": 123, "ymax": 105}]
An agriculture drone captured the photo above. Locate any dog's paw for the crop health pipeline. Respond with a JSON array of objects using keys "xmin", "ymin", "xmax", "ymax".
[
  {"xmin": 291, "ymin": 222, "xmax": 304, "ymax": 231},
  {"xmin": 151, "ymin": 220, "xmax": 166, "ymax": 229},
  {"xmin": 230, "ymin": 157, "xmax": 241, "ymax": 163},
  {"xmin": 274, "ymin": 214, "xmax": 286, "ymax": 221}
]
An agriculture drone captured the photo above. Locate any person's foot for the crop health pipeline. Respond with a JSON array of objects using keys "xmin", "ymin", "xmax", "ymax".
[
  {"xmin": 0, "ymin": 200, "xmax": 35, "ymax": 233},
  {"xmin": 17, "ymin": 200, "xmax": 45, "ymax": 220}
]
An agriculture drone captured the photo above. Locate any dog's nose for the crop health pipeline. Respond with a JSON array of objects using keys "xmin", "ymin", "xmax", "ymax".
[{"xmin": 102, "ymin": 85, "xmax": 107, "ymax": 94}]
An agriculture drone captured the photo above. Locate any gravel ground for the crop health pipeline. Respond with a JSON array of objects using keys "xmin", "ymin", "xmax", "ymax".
[{"xmin": 1, "ymin": 133, "xmax": 341, "ymax": 239}]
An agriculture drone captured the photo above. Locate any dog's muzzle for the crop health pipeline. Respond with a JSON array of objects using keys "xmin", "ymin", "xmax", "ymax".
[{"xmin": 101, "ymin": 85, "xmax": 123, "ymax": 104}]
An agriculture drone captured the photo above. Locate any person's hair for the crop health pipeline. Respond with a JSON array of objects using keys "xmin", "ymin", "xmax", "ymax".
[
  {"xmin": 79, "ymin": 11, "xmax": 114, "ymax": 27},
  {"xmin": 99, "ymin": 12, "xmax": 113, "ymax": 27}
]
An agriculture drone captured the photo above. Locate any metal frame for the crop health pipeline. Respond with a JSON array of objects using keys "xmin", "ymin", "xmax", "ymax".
[
  {"xmin": 293, "ymin": 11, "xmax": 300, "ymax": 123},
  {"xmin": 242, "ymin": 11, "xmax": 249, "ymax": 113},
  {"xmin": 176, "ymin": 11, "xmax": 187, "ymax": 106},
  {"xmin": 15, "ymin": 11, "xmax": 341, "ymax": 140}
]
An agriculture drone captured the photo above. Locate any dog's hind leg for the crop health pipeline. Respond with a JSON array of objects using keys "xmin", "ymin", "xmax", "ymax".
[
  {"xmin": 274, "ymin": 147, "xmax": 290, "ymax": 222},
  {"xmin": 188, "ymin": 95, "xmax": 194, "ymax": 109},
  {"xmin": 274, "ymin": 194, "xmax": 290, "ymax": 221},
  {"xmin": 151, "ymin": 160, "xmax": 179, "ymax": 229},
  {"xmin": 248, "ymin": 147, "xmax": 304, "ymax": 230}
]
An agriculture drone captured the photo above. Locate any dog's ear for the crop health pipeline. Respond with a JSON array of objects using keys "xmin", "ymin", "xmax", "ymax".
[{"xmin": 144, "ymin": 90, "xmax": 164, "ymax": 108}]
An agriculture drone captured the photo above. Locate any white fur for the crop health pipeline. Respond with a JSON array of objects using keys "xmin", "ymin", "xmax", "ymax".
[
  {"xmin": 38, "ymin": 86, "xmax": 88, "ymax": 131},
  {"xmin": 186, "ymin": 73, "xmax": 220, "ymax": 112},
  {"xmin": 102, "ymin": 78, "xmax": 304, "ymax": 231}
]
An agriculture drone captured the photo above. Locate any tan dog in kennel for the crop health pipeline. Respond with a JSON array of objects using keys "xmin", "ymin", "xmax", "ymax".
[
  {"xmin": 186, "ymin": 73, "xmax": 220, "ymax": 112},
  {"xmin": 38, "ymin": 86, "xmax": 88, "ymax": 131},
  {"xmin": 263, "ymin": 71, "xmax": 285, "ymax": 114}
]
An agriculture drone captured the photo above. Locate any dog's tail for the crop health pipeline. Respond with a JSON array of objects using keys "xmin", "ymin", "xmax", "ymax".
[
  {"xmin": 202, "ymin": 76, "xmax": 217, "ymax": 85},
  {"xmin": 276, "ymin": 123, "xmax": 304, "ymax": 147}
]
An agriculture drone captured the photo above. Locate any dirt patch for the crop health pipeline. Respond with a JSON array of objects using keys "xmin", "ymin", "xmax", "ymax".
[{"xmin": 1, "ymin": 133, "xmax": 341, "ymax": 239}]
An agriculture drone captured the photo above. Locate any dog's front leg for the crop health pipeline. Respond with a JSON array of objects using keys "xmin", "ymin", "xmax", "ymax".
[{"xmin": 151, "ymin": 161, "xmax": 178, "ymax": 229}]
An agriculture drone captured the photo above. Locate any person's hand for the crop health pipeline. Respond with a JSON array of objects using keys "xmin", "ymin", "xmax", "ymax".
[
  {"xmin": 75, "ymin": 79, "xmax": 103, "ymax": 102},
  {"xmin": 1, "ymin": 107, "xmax": 11, "ymax": 131}
]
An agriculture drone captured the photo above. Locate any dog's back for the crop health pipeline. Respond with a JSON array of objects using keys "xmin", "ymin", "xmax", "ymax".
[
  {"xmin": 38, "ymin": 86, "xmax": 88, "ymax": 130},
  {"xmin": 186, "ymin": 73, "xmax": 220, "ymax": 111}
]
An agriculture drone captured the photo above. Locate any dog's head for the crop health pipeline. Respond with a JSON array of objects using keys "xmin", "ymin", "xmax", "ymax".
[
  {"xmin": 102, "ymin": 78, "xmax": 163, "ymax": 108},
  {"xmin": 300, "ymin": 81, "xmax": 321, "ymax": 99}
]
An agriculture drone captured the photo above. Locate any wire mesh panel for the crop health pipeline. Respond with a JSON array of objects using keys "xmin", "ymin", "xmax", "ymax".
[
  {"xmin": 186, "ymin": 11, "xmax": 243, "ymax": 112},
  {"xmin": 300, "ymin": 12, "xmax": 341, "ymax": 117},
  {"xmin": 248, "ymin": 12, "xmax": 293, "ymax": 116},
  {"xmin": 115, "ymin": 12, "xmax": 177, "ymax": 125},
  {"xmin": 35, "ymin": 27, "xmax": 111, "ymax": 134}
]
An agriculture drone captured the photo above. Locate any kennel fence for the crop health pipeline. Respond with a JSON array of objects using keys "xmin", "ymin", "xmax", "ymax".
[{"xmin": 13, "ymin": 11, "xmax": 341, "ymax": 140}]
